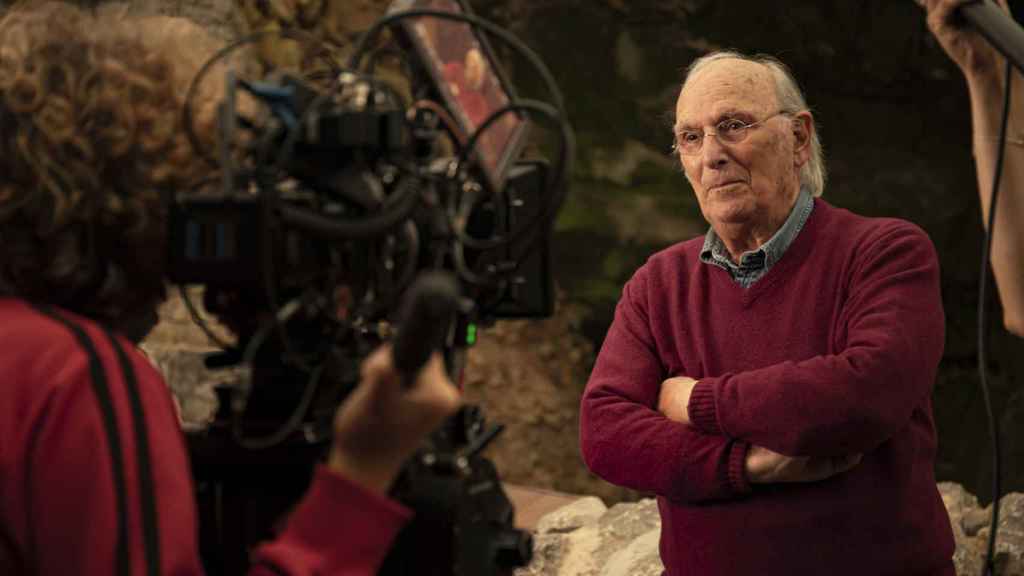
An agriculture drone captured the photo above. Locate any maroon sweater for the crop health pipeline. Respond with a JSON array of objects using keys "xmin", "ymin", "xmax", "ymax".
[
  {"xmin": 580, "ymin": 199, "xmax": 955, "ymax": 575},
  {"xmin": 0, "ymin": 300, "xmax": 410, "ymax": 575}
]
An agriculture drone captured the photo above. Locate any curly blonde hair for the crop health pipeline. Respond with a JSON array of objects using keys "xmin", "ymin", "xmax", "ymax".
[{"xmin": 0, "ymin": 2, "xmax": 218, "ymax": 333}]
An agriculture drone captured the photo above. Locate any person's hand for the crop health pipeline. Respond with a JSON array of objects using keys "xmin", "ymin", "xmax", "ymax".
[
  {"xmin": 327, "ymin": 346, "xmax": 462, "ymax": 494},
  {"xmin": 922, "ymin": 0, "xmax": 1011, "ymax": 81},
  {"xmin": 744, "ymin": 444, "xmax": 863, "ymax": 484},
  {"xmin": 657, "ymin": 376, "xmax": 698, "ymax": 424}
]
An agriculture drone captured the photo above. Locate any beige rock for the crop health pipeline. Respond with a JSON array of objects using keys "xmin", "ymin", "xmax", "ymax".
[
  {"xmin": 536, "ymin": 496, "xmax": 607, "ymax": 535},
  {"xmin": 600, "ymin": 527, "xmax": 660, "ymax": 576},
  {"xmin": 517, "ymin": 486, "xmax": 1024, "ymax": 576}
]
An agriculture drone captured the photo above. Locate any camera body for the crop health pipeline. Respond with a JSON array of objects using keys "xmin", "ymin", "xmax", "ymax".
[{"xmin": 165, "ymin": 3, "xmax": 567, "ymax": 574}]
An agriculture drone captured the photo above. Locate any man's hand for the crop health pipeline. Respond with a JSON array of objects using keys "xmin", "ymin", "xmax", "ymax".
[
  {"xmin": 658, "ymin": 376, "xmax": 698, "ymax": 424},
  {"xmin": 745, "ymin": 445, "xmax": 863, "ymax": 484},
  {"xmin": 922, "ymin": 0, "xmax": 1011, "ymax": 80},
  {"xmin": 327, "ymin": 346, "xmax": 462, "ymax": 494}
]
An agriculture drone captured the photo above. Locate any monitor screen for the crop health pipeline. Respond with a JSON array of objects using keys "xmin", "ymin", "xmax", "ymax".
[{"xmin": 391, "ymin": 0, "xmax": 528, "ymax": 192}]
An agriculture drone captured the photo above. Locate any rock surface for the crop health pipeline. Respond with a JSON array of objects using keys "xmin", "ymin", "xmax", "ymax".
[
  {"xmin": 516, "ymin": 483, "xmax": 1024, "ymax": 576},
  {"xmin": 516, "ymin": 479, "xmax": 1019, "ymax": 573}
]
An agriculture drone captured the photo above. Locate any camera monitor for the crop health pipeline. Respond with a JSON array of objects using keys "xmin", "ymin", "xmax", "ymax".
[{"xmin": 390, "ymin": 0, "xmax": 528, "ymax": 193}]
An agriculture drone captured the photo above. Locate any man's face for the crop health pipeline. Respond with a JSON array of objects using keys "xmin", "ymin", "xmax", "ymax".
[{"xmin": 674, "ymin": 59, "xmax": 809, "ymax": 232}]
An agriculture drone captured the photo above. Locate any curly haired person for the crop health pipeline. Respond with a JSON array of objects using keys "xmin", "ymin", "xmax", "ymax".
[{"xmin": 0, "ymin": 3, "xmax": 460, "ymax": 575}]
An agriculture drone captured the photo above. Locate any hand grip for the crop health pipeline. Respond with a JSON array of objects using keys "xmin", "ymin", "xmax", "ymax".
[
  {"xmin": 958, "ymin": 0, "xmax": 1024, "ymax": 74},
  {"xmin": 392, "ymin": 271, "xmax": 460, "ymax": 387}
]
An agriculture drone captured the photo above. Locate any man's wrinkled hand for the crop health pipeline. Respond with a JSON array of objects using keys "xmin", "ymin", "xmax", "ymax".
[
  {"xmin": 658, "ymin": 376, "xmax": 698, "ymax": 424},
  {"xmin": 745, "ymin": 445, "xmax": 863, "ymax": 484}
]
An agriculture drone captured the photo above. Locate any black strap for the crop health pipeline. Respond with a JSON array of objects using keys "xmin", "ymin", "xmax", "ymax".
[
  {"xmin": 34, "ymin": 306, "xmax": 130, "ymax": 576},
  {"xmin": 101, "ymin": 327, "xmax": 161, "ymax": 576}
]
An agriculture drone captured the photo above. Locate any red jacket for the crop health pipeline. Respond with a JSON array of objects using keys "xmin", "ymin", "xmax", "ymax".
[
  {"xmin": 0, "ymin": 299, "xmax": 410, "ymax": 575},
  {"xmin": 581, "ymin": 199, "xmax": 955, "ymax": 575}
]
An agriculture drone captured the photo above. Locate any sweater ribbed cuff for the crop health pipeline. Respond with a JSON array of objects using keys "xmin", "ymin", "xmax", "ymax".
[
  {"xmin": 255, "ymin": 465, "xmax": 412, "ymax": 573},
  {"xmin": 727, "ymin": 441, "xmax": 752, "ymax": 495},
  {"xmin": 687, "ymin": 379, "xmax": 722, "ymax": 435}
]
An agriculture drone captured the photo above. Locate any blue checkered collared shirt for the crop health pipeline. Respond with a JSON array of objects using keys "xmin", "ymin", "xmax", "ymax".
[{"xmin": 699, "ymin": 187, "xmax": 815, "ymax": 288}]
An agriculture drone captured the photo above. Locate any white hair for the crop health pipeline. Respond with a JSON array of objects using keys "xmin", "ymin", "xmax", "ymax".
[{"xmin": 681, "ymin": 50, "xmax": 827, "ymax": 197}]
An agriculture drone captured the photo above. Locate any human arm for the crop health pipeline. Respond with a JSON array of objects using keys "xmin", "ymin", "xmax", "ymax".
[
  {"xmin": 924, "ymin": 0, "xmax": 1024, "ymax": 336},
  {"xmin": 683, "ymin": 223, "xmax": 945, "ymax": 457},
  {"xmin": 579, "ymin": 272, "xmax": 753, "ymax": 503},
  {"xmin": 253, "ymin": 347, "xmax": 461, "ymax": 575},
  {"xmin": 250, "ymin": 465, "xmax": 413, "ymax": 576},
  {"xmin": 659, "ymin": 378, "xmax": 863, "ymax": 483},
  {"xmin": 580, "ymin": 276, "xmax": 861, "ymax": 499}
]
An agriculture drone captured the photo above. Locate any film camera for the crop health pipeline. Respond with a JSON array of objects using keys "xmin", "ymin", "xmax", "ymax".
[{"xmin": 164, "ymin": 1, "xmax": 572, "ymax": 574}]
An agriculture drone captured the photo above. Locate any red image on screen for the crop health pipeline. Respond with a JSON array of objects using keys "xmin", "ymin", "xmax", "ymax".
[{"xmin": 400, "ymin": 0, "xmax": 526, "ymax": 192}]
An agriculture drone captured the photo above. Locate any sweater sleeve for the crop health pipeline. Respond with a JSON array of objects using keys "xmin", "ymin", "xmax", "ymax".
[
  {"xmin": 580, "ymin": 270, "xmax": 752, "ymax": 504},
  {"xmin": 251, "ymin": 466, "xmax": 412, "ymax": 576},
  {"xmin": 686, "ymin": 222, "xmax": 945, "ymax": 457}
]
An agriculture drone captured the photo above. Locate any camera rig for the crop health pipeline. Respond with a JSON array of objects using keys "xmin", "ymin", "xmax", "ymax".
[{"xmin": 164, "ymin": 3, "xmax": 573, "ymax": 575}]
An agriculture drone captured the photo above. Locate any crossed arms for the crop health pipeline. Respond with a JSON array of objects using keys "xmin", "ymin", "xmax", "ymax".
[{"xmin": 579, "ymin": 224, "xmax": 945, "ymax": 503}]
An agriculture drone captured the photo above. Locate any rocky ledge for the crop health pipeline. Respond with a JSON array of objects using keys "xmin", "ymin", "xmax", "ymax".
[{"xmin": 516, "ymin": 484, "xmax": 1024, "ymax": 576}]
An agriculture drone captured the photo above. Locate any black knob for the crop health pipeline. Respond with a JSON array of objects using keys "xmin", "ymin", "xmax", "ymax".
[
  {"xmin": 492, "ymin": 528, "xmax": 533, "ymax": 568},
  {"xmin": 392, "ymin": 271, "xmax": 460, "ymax": 388}
]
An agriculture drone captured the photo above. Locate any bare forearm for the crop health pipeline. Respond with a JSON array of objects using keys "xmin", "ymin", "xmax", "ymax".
[{"xmin": 968, "ymin": 70, "xmax": 1024, "ymax": 336}]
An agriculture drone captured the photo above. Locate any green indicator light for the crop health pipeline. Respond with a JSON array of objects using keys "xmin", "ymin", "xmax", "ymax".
[{"xmin": 466, "ymin": 323, "xmax": 477, "ymax": 345}]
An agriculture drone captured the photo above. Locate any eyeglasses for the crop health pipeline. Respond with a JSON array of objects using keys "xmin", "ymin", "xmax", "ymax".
[{"xmin": 673, "ymin": 111, "xmax": 790, "ymax": 156}]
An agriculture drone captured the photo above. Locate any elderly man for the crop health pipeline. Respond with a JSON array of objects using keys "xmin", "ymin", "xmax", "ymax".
[{"xmin": 580, "ymin": 51, "xmax": 955, "ymax": 575}]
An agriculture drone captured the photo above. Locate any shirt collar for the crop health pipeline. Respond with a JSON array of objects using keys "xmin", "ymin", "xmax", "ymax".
[{"xmin": 700, "ymin": 187, "xmax": 814, "ymax": 271}]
